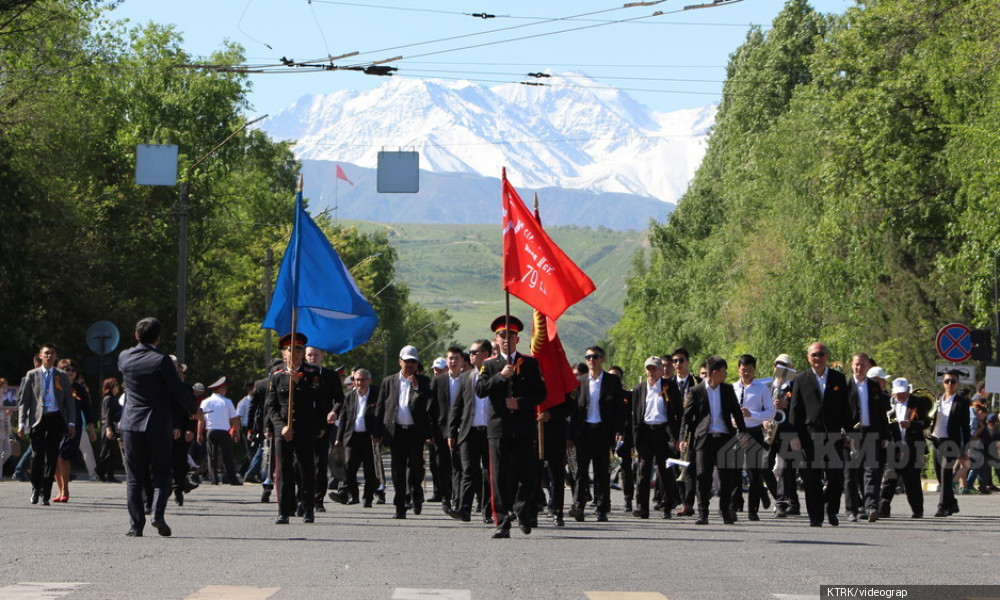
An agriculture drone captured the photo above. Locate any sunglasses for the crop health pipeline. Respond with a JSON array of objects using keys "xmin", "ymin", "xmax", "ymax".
[
  {"xmin": 943, "ymin": 379, "xmax": 957, "ymax": 384},
  {"xmin": 810, "ymin": 352, "xmax": 826, "ymax": 358},
  {"xmin": 584, "ymin": 354, "xmax": 602, "ymax": 360},
  {"xmin": 672, "ymin": 358, "xmax": 686, "ymax": 364}
]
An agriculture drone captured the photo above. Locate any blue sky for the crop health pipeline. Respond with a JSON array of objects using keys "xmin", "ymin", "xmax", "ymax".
[{"xmin": 107, "ymin": 0, "xmax": 850, "ymax": 116}]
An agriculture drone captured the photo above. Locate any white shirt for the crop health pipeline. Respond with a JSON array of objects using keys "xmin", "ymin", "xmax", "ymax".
[
  {"xmin": 894, "ymin": 400, "xmax": 909, "ymax": 438},
  {"xmin": 734, "ymin": 379, "xmax": 774, "ymax": 428},
  {"xmin": 586, "ymin": 372, "xmax": 604, "ymax": 424},
  {"xmin": 396, "ymin": 373, "xmax": 415, "ymax": 425},
  {"xmin": 236, "ymin": 395, "xmax": 252, "ymax": 427},
  {"xmin": 854, "ymin": 377, "xmax": 871, "ymax": 427},
  {"xmin": 643, "ymin": 379, "xmax": 668, "ymax": 425},
  {"xmin": 472, "ymin": 371, "xmax": 489, "ymax": 428},
  {"xmin": 707, "ymin": 384, "xmax": 727, "ymax": 434},
  {"xmin": 814, "ymin": 367, "xmax": 829, "ymax": 394},
  {"xmin": 934, "ymin": 394, "xmax": 954, "ymax": 439},
  {"xmin": 200, "ymin": 393, "xmax": 238, "ymax": 431},
  {"xmin": 354, "ymin": 390, "xmax": 369, "ymax": 433}
]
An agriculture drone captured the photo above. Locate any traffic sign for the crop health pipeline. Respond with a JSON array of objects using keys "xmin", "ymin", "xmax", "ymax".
[
  {"xmin": 935, "ymin": 363, "xmax": 975, "ymax": 385},
  {"xmin": 86, "ymin": 320, "xmax": 120, "ymax": 356},
  {"xmin": 936, "ymin": 323, "xmax": 972, "ymax": 363}
]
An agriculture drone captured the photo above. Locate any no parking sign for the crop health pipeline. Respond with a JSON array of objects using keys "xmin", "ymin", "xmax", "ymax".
[{"xmin": 936, "ymin": 323, "xmax": 972, "ymax": 363}]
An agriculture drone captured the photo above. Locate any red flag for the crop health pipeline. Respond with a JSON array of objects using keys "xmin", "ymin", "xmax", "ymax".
[
  {"xmin": 336, "ymin": 164, "xmax": 354, "ymax": 186},
  {"xmin": 531, "ymin": 309, "xmax": 578, "ymax": 412},
  {"xmin": 502, "ymin": 168, "xmax": 595, "ymax": 320}
]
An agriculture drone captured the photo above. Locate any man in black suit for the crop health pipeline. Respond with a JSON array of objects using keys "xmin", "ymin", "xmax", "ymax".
[
  {"xmin": 266, "ymin": 333, "xmax": 325, "ymax": 524},
  {"xmin": 930, "ymin": 370, "xmax": 971, "ymax": 517},
  {"xmin": 305, "ymin": 346, "xmax": 343, "ymax": 514},
  {"xmin": 789, "ymin": 342, "xmax": 852, "ymax": 527},
  {"xmin": 878, "ymin": 377, "xmax": 929, "ymax": 518},
  {"xmin": 680, "ymin": 355, "xmax": 747, "ymax": 525},
  {"xmin": 333, "ymin": 368, "xmax": 378, "ymax": 507},
  {"xmin": 17, "ymin": 344, "xmax": 76, "ymax": 506},
  {"xmin": 631, "ymin": 356, "xmax": 681, "ymax": 519},
  {"xmin": 476, "ymin": 315, "xmax": 546, "ymax": 539},
  {"xmin": 373, "ymin": 345, "xmax": 433, "ymax": 519},
  {"xmin": 248, "ymin": 358, "xmax": 282, "ymax": 503},
  {"xmin": 430, "ymin": 346, "xmax": 465, "ymax": 514},
  {"xmin": 568, "ymin": 345, "xmax": 623, "ymax": 522},
  {"xmin": 671, "ymin": 346, "xmax": 701, "ymax": 517},
  {"xmin": 116, "ymin": 318, "xmax": 199, "ymax": 537},
  {"xmin": 447, "ymin": 339, "xmax": 495, "ymax": 523},
  {"xmin": 843, "ymin": 354, "xmax": 890, "ymax": 522}
]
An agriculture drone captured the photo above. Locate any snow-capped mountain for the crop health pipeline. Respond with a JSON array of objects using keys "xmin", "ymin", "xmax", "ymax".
[{"xmin": 262, "ymin": 73, "xmax": 714, "ymax": 204}]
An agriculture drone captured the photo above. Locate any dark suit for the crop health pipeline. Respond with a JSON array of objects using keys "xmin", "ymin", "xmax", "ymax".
[
  {"xmin": 266, "ymin": 362, "xmax": 324, "ymax": 519},
  {"xmin": 313, "ymin": 367, "xmax": 344, "ymax": 506},
  {"xmin": 681, "ymin": 381, "xmax": 746, "ymax": 519},
  {"xmin": 448, "ymin": 369, "xmax": 492, "ymax": 518},
  {"xmin": 117, "ymin": 343, "xmax": 197, "ymax": 531},
  {"xmin": 569, "ymin": 371, "xmax": 623, "ymax": 515},
  {"xmin": 631, "ymin": 377, "xmax": 681, "ymax": 516},
  {"xmin": 844, "ymin": 378, "xmax": 890, "ymax": 516},
  {"xmin": 374, "ymin": 372, "xmax": 432, "ymax": 513},
  {"xmin": 929, "ymin": 392, "xmax": 971, "ymax": 514},
  {"xmin": 789, "ymin": 367, "xmax": 852, "ymax": 525},
  {"xmin": 675, "ymin": 373, "xmax": 700, "ymax": 508},
  {"xmin": 430, "ymin": 372, "xmax": 462, "ymax": 508},
  {"xmin": 336, "ymin": 387, "xmax": 378, "ymax": 503},
  {"xmin": 879, "ymin": 395, "xmax": 930, "ymax": 515},
  {"xmin": 476, "ymin": 352, "xmax": 545, "ymax": 527},
  {"xmin": 18, "ymin": 366, "xmax": 76, "ymax": 500}
]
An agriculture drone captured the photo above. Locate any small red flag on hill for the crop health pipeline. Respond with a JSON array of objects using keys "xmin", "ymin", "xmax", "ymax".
[{"xmin": 336, "ymin": 164, "xmax": 354, "ymax": 186}]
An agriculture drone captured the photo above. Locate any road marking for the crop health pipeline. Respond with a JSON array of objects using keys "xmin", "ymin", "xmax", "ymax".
[
  {"xmin": 184, "ymin": 586, "xmax": 280, "ymax": 600},
  {"xmin": 0, "ymin": 582, "xmax": 88, "ymax": 599},
  {"xmin": 392, "ymin": 589, "xmax": 472, "ymax": 600},
  {"xmin": 586, "ymin": 593, "xmax": 668, "ymax": 600},
  {"xmin": 772, "ymin": 595, "xmax": 820, "ymax": 600}
]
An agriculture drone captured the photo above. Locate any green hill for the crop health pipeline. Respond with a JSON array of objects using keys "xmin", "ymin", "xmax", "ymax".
[{"xmin": 345, "ymin": 221, "xmax": 647, "ymax": 359}]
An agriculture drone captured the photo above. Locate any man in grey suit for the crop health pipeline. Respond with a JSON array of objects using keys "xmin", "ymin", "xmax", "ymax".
[
  {"xmin": 18, "ymin": 344, "xmax": 76, "ymax": 505},
  {"xmin": 118, "ymin": 317, "xmax": 199, "ymax": 537}
]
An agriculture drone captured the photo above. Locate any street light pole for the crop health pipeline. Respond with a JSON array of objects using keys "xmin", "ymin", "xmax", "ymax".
[{"xmin": 175, "ymin": 114, "xmax": 268, "ymax": 363}]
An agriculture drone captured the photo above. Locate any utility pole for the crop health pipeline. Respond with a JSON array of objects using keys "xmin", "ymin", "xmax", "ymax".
[{"xmin": 175, "ymin": 114, "xmax": 267, "ymax": 363}]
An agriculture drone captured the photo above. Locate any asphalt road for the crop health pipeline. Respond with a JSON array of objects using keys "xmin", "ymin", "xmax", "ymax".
[{"xmin": 1, "ymin": 479, "xmax": 999, "ymax": 600}]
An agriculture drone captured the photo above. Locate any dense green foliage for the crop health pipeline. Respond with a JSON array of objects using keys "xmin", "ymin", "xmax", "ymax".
[
  {"xmin": 0, "ymin": 1, "xmax": 453, "ymax": 388},
  {"xmin": 610, "ymin": 0, "xmax": 997, "ymax": 388}
]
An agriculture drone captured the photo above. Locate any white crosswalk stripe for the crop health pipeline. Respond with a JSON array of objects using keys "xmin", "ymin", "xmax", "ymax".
[
  {"xmin": 585, "ymin": 593, "xmax": 668, "ymax": 600},
  {"xmin": 0, "ymin": 582, "xmax": 88, "ymax": 600},
  {"xmin": 392, "ymin": 589, "xmax": 472, "ymax": 600},
  {"xmin": 183, "ymin": 585, "xmax": 280, "ymax": 600}
]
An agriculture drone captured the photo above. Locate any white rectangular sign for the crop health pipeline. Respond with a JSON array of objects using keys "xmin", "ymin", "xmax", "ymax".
[{"xmin": 935, "ymin": 363, "xmax": 976, "ymax": 385}]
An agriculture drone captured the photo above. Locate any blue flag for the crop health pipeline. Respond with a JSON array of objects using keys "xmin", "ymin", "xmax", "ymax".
[{"xmin": 262, "ymin": 189, "xmax": 378, "ymax": 353}]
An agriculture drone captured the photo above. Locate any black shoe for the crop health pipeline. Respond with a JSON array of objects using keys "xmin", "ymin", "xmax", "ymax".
[
  {"xmin": 329, "ymin": 490, "xmax": 348, "ymax": 505},
  {"xmin": 393, "ymin": 509, "xmax": 407, "ymax": 519},
  {"xmin": 775, "ymin": 503, "xmax": 788, "ymax": 518},
  {"xmin": 174, "ymin": 490, "xmax": 184, "ymax": 506},
  {"xmin": 491, "ymin": 526, "xmax": 510, "ymax": 539},
  {"xmin": 911, "ymin": 511, "xmax": 923, "ymax": 519},
  {"xmin": 721, "ymin": 510, "xmax": 735, "ymax": 525},
  {"xmin": 867, "ymin": 510, "xmax": 879, "ymax": 523},
  {"xmin": 761, "ymin": 495, "xmax": 771, "ymax": 510},
  {"xmin": 275, "ymin": 515, "xmax": 289, "ymax": 524},
  {"xmin": 568, "ymin": 507, "xmax": 585, "ymax": 522},
  {"xmin": 314, "ymin": 503, "xmax": 326, "ymax": 513},
  {"xmin": 661, "ymin": 509, "xmax": 671, "ymax": 519},
  {"xmin": 695, "ymin": 515, "xmax": 708, "ymax": 525},
  {"xmin": 363, "ymin": 499, "xmax": 373, "ymax": 508},
  {"xmin": 346, "ymin": 498, "xmax": 360, "ymax": 506},
  {"xmin": 375, "ymin": 492, "xmax": 386, "ymax": 505},
  {"xmin": 934, "ymin": 509, "xmax": 949, "ymax": 517},
  {"xmin": 303, "ymin": 509, "xmax": 315, "ymax": 523},
  {"xmin": 151, "ymin": 520, "xmax": 172, "ymax": 537},
  {"xmin": 828, "ymin": 513, "xmax": 839, "ymax": 526},
  {"xmin": 596, "ymin": 511, "xmax": 608, "ymax": 522},
  {"xmin": 106, "ymin": 475, "xmax": 121, "ymax": 483},
  {"xmin": 848, "ymin": 512, "xmax": 858, "ymax": 523},
  {"xmin": 809, "ymin": 520, "xmax": 822, "ymax": 527},
  {"xmin": 553, "ymin": 515, "xmax": 565, "ymax": 527},
  {"xmin": 748, "ymin": 511, "xmax": 759, "ymax": 522},
  {"xmin": 261, "ymin": 489, "xmax": 272, "ymax": 503},
  {"xmin": 427, "ymin": 494, "xmax": 443, "ymax": 503},
  {"xmin": 42, "ymin": 497, "xmax": 50, "ymax": 506},
  {"xmin": 30, "ymin": 489, "xmax": 39, "ymax": 505},
  {"xmin": 126, "ymin": 528, "xmax": 143, "ymax": 537},
  {"xmin": 449, "ymin": 509, "xmax": 471, "ymax": 522},
  {"xmin": 632, "ymin": 509, "xmax": 649, "ymax": 519},
  {"xmin": 787, "ymin": 505, "xmax": 801, "ymax": 516},
  {"xmin": 413, "ymin": 501, "xmax": 422, "ymax": 515},
  {"xmin": 296, "ymin": 502, "xmax": 305, "ymax": 517},
  {"xmin": 519, "ymin": 519, "xmax": 532, "ymax": 535},
  {"xmin": 624, "ymin": 501, "xmax": 633, "ymax": 513}
]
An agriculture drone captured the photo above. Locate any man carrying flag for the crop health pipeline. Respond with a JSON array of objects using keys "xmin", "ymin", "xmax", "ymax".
[{"xmin": 476, "ymin": 316, "xmax": 546, "ymax": 539}]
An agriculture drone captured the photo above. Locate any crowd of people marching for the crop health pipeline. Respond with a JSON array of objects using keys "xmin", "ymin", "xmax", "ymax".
[{"xmin": 3, "ymin": 315, "xmax": 997, "ymax": 537}]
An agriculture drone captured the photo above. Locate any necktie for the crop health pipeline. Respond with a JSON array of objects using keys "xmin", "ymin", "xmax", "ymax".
[{"xmin": 44, "ymin": 370, "xmax": 52, "ymax": 395}]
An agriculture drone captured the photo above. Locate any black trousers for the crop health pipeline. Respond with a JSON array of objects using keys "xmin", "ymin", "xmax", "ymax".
[
  {"xmin": 96, "ymin": 430, "xmax": 122, "ymax": 479},
  {"xmin": 696, "ymin": 433, "xmax": 738, "ymax": 517},
  {"xmin": 573, "ymin": 426, "xmax": 612, "ymax": 513},
  {"xmin": 843, "ymin": 430, "xmax": 885, "ymax": 514},
  {"xmin": 206, "ymin": 429, "xmax": 238, "ymax": 484},
  {"xmin": 880, "ymin": 439, "xmax": 925, "ymax": 514},
  {"xmin": 733, "ymin": 426, "xmax": 777, "ymax": 513},
  {"xmin": 617, "ymin": 439, "xmax": 635, "ymax": 504},
  {"xmin": 122, "ymin": 429, "xmax": 173, "ymax": 530},
  {"xmin": 802, "ymin": 433, "xmax": 845, "ymax": 523},
  {"xmin": 389, "ymin": 426, "xmax": 425, "ymax": 510},
  {"xmin": 275, "ymin": 432, "xmax": 316, "ymax": 517},
  {"xmin": 541, "ymin": 421, "xmax": 567, "ymax": 517},
  {"xmin": 429, "ymin": 433, "xmax": 452, "ymax": 502},
  {"xmin": 29, "ymin": 412, "xmax": 66, "ymax": 498},
  {"xmin": 457, "ymin": 428, "xmax": 489, "ymax": 516},
  {"xmin": 933, "ymin": 438, "xmax": 962, "ymax": 512},
  {"xmin": 344, "ymin": 434, "xmax": 377, "ymax": 502},
  {"xmin": 172, "ymin": 435, "xmax": 190, "ymax": 494},
  {"xmin": 313, "ymin": 426, "xmax": 333, "ymax": 503},
  {"xmin": 635, "ymin": 424, "xmax": 678, "ymax": 514},
  {"xmin": 770, "ymin": 429, "xmax": 801, "ymax": 508},
  {"xmin": 488, "ymin": 436, "xmax": 536, "ymax": 525}
]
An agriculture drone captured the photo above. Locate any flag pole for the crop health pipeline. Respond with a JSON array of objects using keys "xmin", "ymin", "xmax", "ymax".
[
  {"xmin": 286, "ymin": 175, "xmax": 305, "ymax": 437},
  {"xmin": 533, "ymin": 192, "xmax": 545, "ymax": 460}
]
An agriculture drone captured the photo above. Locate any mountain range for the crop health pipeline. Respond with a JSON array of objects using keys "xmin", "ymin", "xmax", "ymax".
[{"xmin": 261, "ymin": 73, "xmax": 715, "ymax": 229}]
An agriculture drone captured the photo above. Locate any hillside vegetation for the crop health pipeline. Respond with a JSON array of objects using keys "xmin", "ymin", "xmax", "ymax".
[{"xmin": 610, "ymin": 0, "xmax": 1000, "ymax": 388}]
